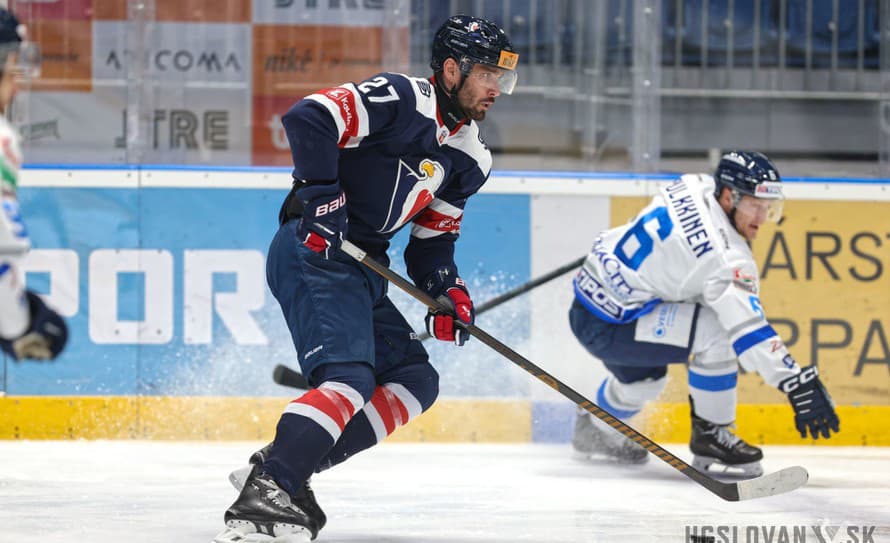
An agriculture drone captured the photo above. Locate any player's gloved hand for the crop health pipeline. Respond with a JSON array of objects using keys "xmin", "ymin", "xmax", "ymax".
[
  {"xmin": 295, "ymin": 181, "xmax": 347, "ymax": 259},
  {"xmin": 421, "ymin": 267, "xmax": 474, "ymax": 346},
  {"xmin": 778, "ymin": 365, "xmax": 840, "ymax": 439},
  {"xmin": 0, "ymin": 290, "xmax": 68, "ymax": 361}
]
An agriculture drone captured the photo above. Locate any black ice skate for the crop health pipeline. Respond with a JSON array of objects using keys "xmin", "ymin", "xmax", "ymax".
[
  {"xmin": 572, "ymin": 411, "xmax": 648, "ymax": 464},
  {"xmin": 689, "ymin": 406, "xmax": 763, "ymax": 479},
  {"xmin": 214, "ymin": 465, "xmax": 315, "ymax": 543},
  {"xmin": 228, "ymin": 443, "xmax": 327, "ymax": 535}
]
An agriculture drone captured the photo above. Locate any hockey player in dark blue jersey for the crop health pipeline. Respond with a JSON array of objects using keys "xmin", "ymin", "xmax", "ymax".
[{"xmin": 215, "ymin": 15, "xmax": 519, "ymax": 543}]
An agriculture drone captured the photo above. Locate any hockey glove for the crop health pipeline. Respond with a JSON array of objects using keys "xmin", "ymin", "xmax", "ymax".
[
  {"xmin": 421, "ymin": 267, "xmax": 474, "ymax": 346},
  {"xmin": 0, "ymin": 290, "xmax": 68, "ymax": 361},
  {"xmin": 295, "ymin": 181, "xmax": 348, "ymax": 259},
  {"xmin": 778, "ymin": 365, "xmax": 840, "ymax": 440}
]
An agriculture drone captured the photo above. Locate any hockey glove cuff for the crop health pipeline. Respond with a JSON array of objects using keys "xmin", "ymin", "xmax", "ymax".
[
  {"xmin": 778, "ymin": 365, "xmax": 840, "ymax": 440},
  {"xmin": 295, "ymin": 181, "xmax": 348, "ymax": 259},
  {"xmin": 421, "ymin": 267, "xmax": 474, "ymax": 346},
  {"xmin": 0, "ymin": 290, "xmax": 68, "ymax": 361}
]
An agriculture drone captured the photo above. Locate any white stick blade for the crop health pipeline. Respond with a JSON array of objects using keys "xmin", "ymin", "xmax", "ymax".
[{"xmin": 736, "ymin": 466, "xmax": 809, "ymax": 501}]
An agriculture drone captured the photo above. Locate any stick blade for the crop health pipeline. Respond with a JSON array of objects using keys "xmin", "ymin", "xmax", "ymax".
[{"xmin": 736, "ymin": 466, "xmax": 809, "ymax": 501}]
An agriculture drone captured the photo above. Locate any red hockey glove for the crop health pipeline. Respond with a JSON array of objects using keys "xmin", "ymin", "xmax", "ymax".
[
  {"xmin": 295, "ymin": 181, "xmax": 347, "ymax": 259},
  {"xmin": 421, "ymin": 267, "xmax": 474, "ymax": 346}
]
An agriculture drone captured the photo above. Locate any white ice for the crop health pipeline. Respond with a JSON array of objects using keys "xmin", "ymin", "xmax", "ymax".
[{"xmin": 0, "ymin": 441, "xmax": 888, "ymax": 543}]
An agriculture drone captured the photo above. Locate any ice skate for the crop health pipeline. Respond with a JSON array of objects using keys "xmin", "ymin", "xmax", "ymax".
[
  {"xmin": 572, "ymin": 411, "xmax": 648, "ymax": 464},
  {"xmin": 228, "ymin": 443, "xmax": 327, "ymax": 534},
  {"xmin": 689, "ymin": 411, "xmax": 763, "ymax": 479},
  {"xmin": 214, "ymin": 465, "xmax": 316, "ymax": 543}
]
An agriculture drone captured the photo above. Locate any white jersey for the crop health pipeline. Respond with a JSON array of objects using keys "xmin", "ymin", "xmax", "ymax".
[
  {"xmin": 0, "ymin": 115, "xmax": 28, "ymax": 256},
  {"xmin": 0, "ymin": 115, "xmax": 30, "ymax": 341},
  {"xmin": 573, "ymin": 173, "xmax": 799, "ymax": 387}
]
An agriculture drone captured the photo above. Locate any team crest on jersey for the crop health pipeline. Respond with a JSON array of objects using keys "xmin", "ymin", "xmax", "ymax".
[
  {"xmin": 732, "ymin": 268, "xmax": 758, "ymax": 293},
  {"xmin": 379, "ymin": 158, "xmax": 446, "ymax": 233}
]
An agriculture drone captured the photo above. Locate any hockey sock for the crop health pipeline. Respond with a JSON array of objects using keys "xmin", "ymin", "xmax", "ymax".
[
  {"xmin": 265, "ymin": 381, "xmax": 365, "ymax": 496},
  {"xmin": 316, "ymin": 360, "xmax": 438, "ymax": 471},
  {"xmin": 597, "ymin": 375, "xmax": 668, "ymax": 419},
  {"xmin": 315, "ymin": 382, "xmax": 424, "ymax": 472},
  {"xmin": 688, "ymin": 366, "xmax": 738, "ymax": 425}
]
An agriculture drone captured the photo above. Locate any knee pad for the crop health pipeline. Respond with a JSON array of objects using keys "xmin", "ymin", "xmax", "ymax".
[
  {"xmin": 385, "ymin": 360, "xmax": 439, "ymax": 411},
  {"xmin": 602, "ymin": 360, "xmax": 667, "ymax": 384}
]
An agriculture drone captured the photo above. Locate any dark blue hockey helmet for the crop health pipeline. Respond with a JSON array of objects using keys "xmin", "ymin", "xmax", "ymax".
[
  {"xmin": 715, "ymin": 151, "xmax": 784, "ymax": 222},
  {"xmin": 0, "ymin": 7, "xmax": 40, "ymax": 77},
  {"xmin": 430, "ymin": 15, "xmax": 518, "ymax": 94}
]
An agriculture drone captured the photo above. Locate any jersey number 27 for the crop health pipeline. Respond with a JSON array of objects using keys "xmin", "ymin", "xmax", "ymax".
[{"xmin": 358, "ymin": 76, "xmax": 400, "ymax": 103}]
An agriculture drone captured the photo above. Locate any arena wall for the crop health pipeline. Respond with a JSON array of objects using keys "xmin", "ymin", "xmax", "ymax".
[{"xmin": 2, "ymin": 167, "xmax": 887, "ymax": 445}]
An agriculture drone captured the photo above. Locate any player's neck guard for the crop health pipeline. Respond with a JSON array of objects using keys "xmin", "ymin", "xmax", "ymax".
[{"xmin": 432, "ymin": 75, "xmax": 467, "ymax": 130}]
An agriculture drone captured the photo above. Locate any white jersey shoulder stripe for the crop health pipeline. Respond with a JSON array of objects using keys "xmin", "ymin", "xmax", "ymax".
[
  {"xmin": 426, "ymin": 197, "xmax": 462, "ymax": 218},
  {"xmin": 305, "ymin": 83, "xmax": 370, "ymax": 149}
]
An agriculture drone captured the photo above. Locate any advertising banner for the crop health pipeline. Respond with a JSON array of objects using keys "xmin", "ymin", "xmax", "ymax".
[
  {"xmin": 8, "ymin": 170, "xmax": 530, "ymax": 398},
  {"xmin": 93, "ymin": 0, "xmax": 249, "ymax": 22},
  {"xmin": 11, "ymin": 0, "xmax": 93, "ymax": 21},
  {"xmin": 24, "ymin": 87, "xmax": 251, "ymax": 165},
  {"xmin": 609, "ymin": 196, "xmax": 890, "ymax": 406},
  {"xmin": 25, "ymin": 19, "xmax": 92, "ymax": 92},
  {"xmin": 92, "ymin": 21, "xmax": 251, "ymax": 86}
]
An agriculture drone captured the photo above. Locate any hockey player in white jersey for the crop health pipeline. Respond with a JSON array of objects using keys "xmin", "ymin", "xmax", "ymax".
[
  {"xmin": 0, "ymin": 7, "xmax": 67, "ymax": 362},
  {"xmin": 570, "ymin": 151, "xmax": 839, "ymax": 477}
]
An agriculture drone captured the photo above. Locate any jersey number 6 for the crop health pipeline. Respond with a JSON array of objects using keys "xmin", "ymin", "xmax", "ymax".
[{"xmin": 615, "ymin": 206, "xmax": 673, "ymax": 270}]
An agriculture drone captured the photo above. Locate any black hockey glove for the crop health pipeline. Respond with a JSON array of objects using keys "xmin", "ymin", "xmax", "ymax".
[
  {"xmin": 421, "ymin": 266, "xmax": 474, "ymax": 346},
  {"xmin": 0, "ymin": 290, "xmax": 68, "ymax": 361},
  {"xmin": 295, "ymin": 181, "xmax": 347, "ymax": 259},
  {"xmin": 778, "ymin": 365, "xmax": 840, "ymax": 440}
]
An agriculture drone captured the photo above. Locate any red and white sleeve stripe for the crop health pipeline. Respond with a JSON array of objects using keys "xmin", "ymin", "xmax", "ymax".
[
  {"xmin": 305, "ymin": 84, "xmax": 370, "ymax": 149},
  {"xmin": 282, "ymin": 381, "xmax": 366, "ymax": 442},
  {"xmin": 410, "ymin": 198, "xmax": 463, "ymax": 240}
]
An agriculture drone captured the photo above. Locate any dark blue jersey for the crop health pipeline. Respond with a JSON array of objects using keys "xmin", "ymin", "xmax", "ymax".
[{"xmin": 281, "ymin": 72, "xmax": 492, "ymax": 285}]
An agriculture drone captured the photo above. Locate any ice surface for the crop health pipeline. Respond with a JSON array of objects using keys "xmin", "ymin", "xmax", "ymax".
[{"xmin": 0, "ymin": 441, "xmax": 887, "ymax": 542}]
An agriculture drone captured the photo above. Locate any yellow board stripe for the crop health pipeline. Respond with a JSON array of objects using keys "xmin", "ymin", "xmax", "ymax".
[
  {"xmin": 0, "ymin": 397, "xmax": 531, "ymax": 442},
  {"xmin": 634, "ymin": 403, "xmax": 889, "ymax": 446},
  {"xmin": 0, "ymin": 397, "xmax": 885, "ymax": 445}
]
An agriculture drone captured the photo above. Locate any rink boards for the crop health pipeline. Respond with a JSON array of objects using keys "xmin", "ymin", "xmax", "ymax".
[{"xmin": 2, "ymin": 166, "xmax": 888, "ymax": 444}]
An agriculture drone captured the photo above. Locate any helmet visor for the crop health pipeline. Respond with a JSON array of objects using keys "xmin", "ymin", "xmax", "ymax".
[
  {"xmin": 492, "ymin": 67, "xmax": 517, "ymax": 95},
  {"xmin": 459, "ymin": 50, "xmax": 519, "ymax": 95}
]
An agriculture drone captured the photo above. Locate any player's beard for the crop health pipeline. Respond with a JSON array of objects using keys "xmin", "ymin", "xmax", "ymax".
[{"xmin": 458, "ymin": 89, "xmax": 493, "ymax": 121}]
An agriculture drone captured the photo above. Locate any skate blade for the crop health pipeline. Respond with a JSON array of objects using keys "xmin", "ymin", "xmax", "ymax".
[
  {"xmin": 229, "ymin": 466, "xmax": 251, "ymax": 492},
  {"xmin": 692, "ymin": 455, "xmax": 764, "ymax": 479},
  {"xmin": 213, "ymin": 525, "xmax": 311, "ymax": 543}
]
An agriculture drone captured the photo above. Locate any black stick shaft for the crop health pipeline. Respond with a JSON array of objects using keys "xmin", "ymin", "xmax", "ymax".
[{"xmin": 339, "ymin": 240, "xmax": 738, "ymax": 501}]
